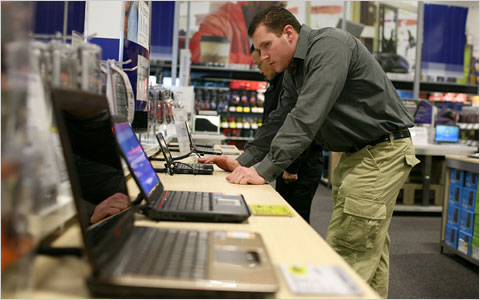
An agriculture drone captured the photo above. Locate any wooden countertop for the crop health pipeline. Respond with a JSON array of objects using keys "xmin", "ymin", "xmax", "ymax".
[{"xmin": 22, "ymin": 148, "xmax": 379, "ymax": 299}]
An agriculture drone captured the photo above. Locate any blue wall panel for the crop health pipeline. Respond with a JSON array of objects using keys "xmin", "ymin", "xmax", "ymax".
[
  {"xmin": 150, "ymin": 1, "xmax": 174, "ymax": 60},
  {"xmin": 422, "ymin": 4, "xmax": 468, "ymax": 77},
  {"xmin": 34, "ymin": 1, "xmax": 85, "ymax": 36}
]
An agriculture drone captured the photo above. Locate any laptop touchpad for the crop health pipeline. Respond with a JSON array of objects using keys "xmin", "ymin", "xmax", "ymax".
[{"xmin": 215, "ymin": 249, "xmax": 260, "ymax": 267}]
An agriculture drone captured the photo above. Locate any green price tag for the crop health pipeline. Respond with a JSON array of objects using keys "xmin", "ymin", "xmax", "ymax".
[{"xmin": 249, "ymin": 205, "xmax": 294, "ymax": 216}]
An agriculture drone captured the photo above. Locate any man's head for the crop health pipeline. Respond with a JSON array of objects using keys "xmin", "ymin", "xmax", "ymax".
[
  {"xmin": 248, "ymin": 6, "xmax": 301, "ymax": 73},
  {"xmin": 251, "ymin": 46, "xmax": 276, "ymax": 81}
]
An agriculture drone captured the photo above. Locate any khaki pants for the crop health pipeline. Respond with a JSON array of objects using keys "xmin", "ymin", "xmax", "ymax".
[{"xmin": 326, "ymin": 136, "xmax": 419, "ymax": 298}]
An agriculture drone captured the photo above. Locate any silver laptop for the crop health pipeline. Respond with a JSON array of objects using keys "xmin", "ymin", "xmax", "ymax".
[{"xmin": 51, "ymin": 88, "xmax": 278, "ymax": 298}]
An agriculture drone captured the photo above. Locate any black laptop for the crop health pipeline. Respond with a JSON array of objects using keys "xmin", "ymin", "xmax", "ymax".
[
  {"xmin": 113, "ymin": 121, "xmax": 250, "ymax": 223},
  {"xmin": 185, "ymin": 121, "xmax": 222, "ymax": 155},
  {"xmin": 155, "ymin": 131, "xmax": 214, "ymax": 175},
  {"xmin": 50, "ymin": 89, "xmax": 278, "ymax": 298}
]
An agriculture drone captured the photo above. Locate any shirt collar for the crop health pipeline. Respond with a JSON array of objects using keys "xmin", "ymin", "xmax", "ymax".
[{"xmin": 293, "ymin": 24, "xmax": 312, "ymax": 60}]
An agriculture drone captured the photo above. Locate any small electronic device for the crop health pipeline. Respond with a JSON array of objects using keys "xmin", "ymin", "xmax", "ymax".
[{"xmin": 434, "ymin": 125, "xmax": 460, "ymax": 143}]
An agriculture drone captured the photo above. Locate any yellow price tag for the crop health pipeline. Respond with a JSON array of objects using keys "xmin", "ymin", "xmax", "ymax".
[
  {"xmin": 249, "ymin": 204, "xmax": 294, "ymax": 216},
  {"xmin": 289, "ymin": 265, "xmax": 308, "ymax": 275}
]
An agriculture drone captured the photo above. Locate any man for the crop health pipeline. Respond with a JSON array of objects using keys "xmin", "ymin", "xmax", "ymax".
[
  {"xmin": 200, "ymin": 6, "xmax": 420, "ymax": 297},
  {"xmin": 189, "ymin": 2, "xmax": 283, "ymax": 64},
  {"xmin": 251, "ymin": 47, "xmax": 323, "ymax": 223}
]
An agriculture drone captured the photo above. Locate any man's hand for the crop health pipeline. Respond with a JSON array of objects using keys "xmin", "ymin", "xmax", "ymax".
[
  {"xmin": 282, "ymin": 171, "xmax": 298, "ymax": 184},
  {"xmin": 226, "ymin": 166, "xmax": 266, "ymax": 185},
  {"xmin": 198, "ymin": 155, "xmax": 240, "ymax": 172},
  {"xmin": 90, "ymin": 193, "xmax": 130, "ymax": 224}
]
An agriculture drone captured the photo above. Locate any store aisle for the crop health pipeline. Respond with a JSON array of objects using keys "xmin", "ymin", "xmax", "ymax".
[{"xmin": 308, "ymin": 184, "xmax": 479, "ymax": 299}]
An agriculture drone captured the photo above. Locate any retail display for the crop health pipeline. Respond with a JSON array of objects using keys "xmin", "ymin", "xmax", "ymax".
[
  {"xmin": 442, "ymin": 156, "xmax": 479, "ymax": 264},
  {"xmin": 2, "ymin": 1, "xmax": 479, "ymax": 299}
]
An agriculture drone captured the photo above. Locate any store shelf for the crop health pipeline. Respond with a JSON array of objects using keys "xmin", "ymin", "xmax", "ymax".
[
  {"xmin": 441, "ymin": 242, "xmax": 479, "ymax": 266},
  {"xmin": 151, "ymin": 61, "xmax": 265, "ymax": 82},
  {"xmin": 194, "ymin": 86, "xmax": 230, "ymax": 91},
  {"xmin": 391, "ymin": 79, "xmax": 478, "ymax": 94},
  {"xmin": 394, "ymin": 204, "xmax": 442, "ymax": 213},
  {"xmin": 224, "ymin": 136, "xmax": 254, "ymax": 141}
]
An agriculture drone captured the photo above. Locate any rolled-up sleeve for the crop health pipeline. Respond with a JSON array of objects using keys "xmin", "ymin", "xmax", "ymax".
[{"xmin": 255, "ymin": 37, "xmax": 352, "ymax": 182}]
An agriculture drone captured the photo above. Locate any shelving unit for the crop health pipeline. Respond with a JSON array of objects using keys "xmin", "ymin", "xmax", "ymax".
[
  {"xmin": 151, "ymin": 61, "xmax": 267, "ymax": 149},
  {"xmin": 440, "ymin": 155, "xmax": 479, "ymax": 265}
]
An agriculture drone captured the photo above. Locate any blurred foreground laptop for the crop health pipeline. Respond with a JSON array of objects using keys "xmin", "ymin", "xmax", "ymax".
[
  {"xmin": 155, "ymin": 132, "xmax": 214, "ymax": 175},
  {"xmin": 113, "ymin": 121, "xmax": 249, "ymax": 222},
  {"xmin": 50, "ymin": 89, "xmax": 278, "ymax": 298}
]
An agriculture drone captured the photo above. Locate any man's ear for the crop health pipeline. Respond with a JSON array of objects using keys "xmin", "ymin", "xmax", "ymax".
[{"xmin": 283, "ymin": 25, "xmax": 295, "ymax": 42}]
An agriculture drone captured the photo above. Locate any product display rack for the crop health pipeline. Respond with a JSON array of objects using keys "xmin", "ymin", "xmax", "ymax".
[
  {"xmin": 151, "ymin": 61, "xmax": 267, "ymax": 149},
  {"xmin": 440, "ymin": 155, "xmax": 479, "ymax": 265}
]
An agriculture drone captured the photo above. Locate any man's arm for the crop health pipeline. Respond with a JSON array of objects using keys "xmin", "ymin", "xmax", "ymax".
[{"xmin": 236, "ymin": 81, "xmax": 297, "ymax": 167}]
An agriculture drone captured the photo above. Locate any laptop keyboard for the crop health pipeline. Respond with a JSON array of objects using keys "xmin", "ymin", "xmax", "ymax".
[
  {"xmin": 175, "ymin": 162, "xmax": 210, "ymax": 171},
  {"xmin": 196, "ymin": 146, "xmax": 221, "ymax": 154},
  {"xmin": 159, "ymin": 191, "xmax": 211, "ymax": 212},
  {"xmin": 121, "ymin": 227, "xmax": 209, "ymax": 279}
]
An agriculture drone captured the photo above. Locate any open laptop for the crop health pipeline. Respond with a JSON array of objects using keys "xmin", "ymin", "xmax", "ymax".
[
  {"xmin": 434, "ymin": 124, "xmax": 460, "ymax": 143},
  {"xmin": 155, "ymin": 131, "xmax": 214, "ymax": 175},
  {"xmin": 185, "ymin": 121, "xmax": 222, "ymax": 155},
  {"xmin": 112, "ymin": 120, "xmax": 250, "ymax": 223},
  {"xmin": 193, "ymin": 114, "xmax": 221, "ymax": 134},
  {"xmin": 50, "ymin": 88, "xmax": 278, "ymax": 298}
]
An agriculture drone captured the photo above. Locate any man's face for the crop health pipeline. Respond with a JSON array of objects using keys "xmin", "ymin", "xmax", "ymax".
[
  {"xmin": 252, "ymin": 50, "xmax": 276, "ymax": 81},
  {"xmin": 252, "ymin": 23, "xmax": 296, "ymax": 73}
]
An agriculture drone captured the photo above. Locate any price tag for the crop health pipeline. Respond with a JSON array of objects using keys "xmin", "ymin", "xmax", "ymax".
[
  {"xmin": 280, "ymin": 264, "xmax": 363, "ymax": 296},
  {"xmin": 236, "ymin": 122, "xmax": 243, "ymax": 129},
  {"xmin": 236, "ymin": 106, "xmax": 243, "ymax": 112},
  {"xmin": 243, "ymin": 107, "xmax": 251, "ymax": 113},
  {"xmin": 229, "ymin": 106, "xmax": 236, "ymax": 112},
  {"xmin": 249, "ymin": 205, "xmax": 294, "ymax": 216}
]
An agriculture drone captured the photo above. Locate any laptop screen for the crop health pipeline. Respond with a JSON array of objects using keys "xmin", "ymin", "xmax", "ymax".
[
  {"xmin": 193, "ymin": 115, "xmax": 220, "ymax": 134},
  {"xmin": 51, "ymin": 89, "xmax": 134, "ymax": 272},
  {"xmin": 155, "ymin": 132, "xmax": 174, "ymax": 164},
  {"xmin": 113, "ymin": 122, "xmax": 160, "ymax": 197},
  {"xmin": 434, "ymin": 125, "xmax": 460, "ymax": 143}
]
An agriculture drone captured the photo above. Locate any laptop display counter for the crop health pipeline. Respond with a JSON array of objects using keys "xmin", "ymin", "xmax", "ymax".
[{"xmin": 27, "ymin": 148, "xmax": 379, "ymax": 299}]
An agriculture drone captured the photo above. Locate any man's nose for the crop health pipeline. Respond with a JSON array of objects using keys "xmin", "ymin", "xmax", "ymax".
[{"xmin": 261, "ymin": 51, "xmax": 269, "ymax": 61}]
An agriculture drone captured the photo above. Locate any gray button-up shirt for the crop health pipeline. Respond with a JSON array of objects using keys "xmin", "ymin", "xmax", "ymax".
[{"xmin": 237, "ymin": 25, "xmax": 414, "ymax": 182}]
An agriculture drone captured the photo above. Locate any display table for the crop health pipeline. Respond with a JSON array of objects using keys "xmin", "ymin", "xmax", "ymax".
[
  {"xmin": 21, "ymin": 149, "xmax": 379, "ymax": 299},
  {"xmin": 409, "ymin": 143, "xmax": 477, "ymax": 210}
]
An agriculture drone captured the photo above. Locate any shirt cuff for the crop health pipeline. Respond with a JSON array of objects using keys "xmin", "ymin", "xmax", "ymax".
[
  {"xmin": 254, "ymin": 156, "xmax": 284, "ymax": 182},
  {"xmin": 236, "ymin": 151, "xmax": 257, "ymax": 167}
]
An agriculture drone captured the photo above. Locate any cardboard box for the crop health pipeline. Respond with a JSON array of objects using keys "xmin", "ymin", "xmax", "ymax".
[
  {"xmin": 461, "ymin": 187, "xmax": 477, "ymax": 212},
  {"xmin": 460, "ymin": 208, "xmax": 475, "ymax": 233},
  {"xmin": 447, "ymin": 204, "xmax": 461, "ymax": 227},
  {"xmin": 458, "ymin": 229, "xmax": 472, "ymax": 256},
  {"xmin": 464, "ymin": 171, "xmax": 479, "ymax": 189},
  {"xmin": 445, "ymin": 224, "xmax": 459, "ymax": 249},
  {"xmin": 448, "ymin": 184, "xmax": 462, "ymax": 206},
  {"xmin": 450, "ymin": 168, "xmax": 464, "ymax": 185}
]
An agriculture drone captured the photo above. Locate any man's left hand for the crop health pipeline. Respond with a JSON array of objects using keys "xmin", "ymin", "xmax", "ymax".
[{"xmin": 226, "ymin": 166, "xmax": 266, "ymax": 185}]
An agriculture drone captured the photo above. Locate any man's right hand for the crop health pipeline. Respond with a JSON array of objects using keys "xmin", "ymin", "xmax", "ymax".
[{"xmin": 198, "ymin": 155, "xmax": 240, "ymax": 172}]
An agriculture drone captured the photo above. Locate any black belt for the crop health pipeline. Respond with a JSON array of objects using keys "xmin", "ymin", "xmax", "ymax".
[{"xmin": 347, "ymin": 130, "xmax": 411, "ymax": 153}]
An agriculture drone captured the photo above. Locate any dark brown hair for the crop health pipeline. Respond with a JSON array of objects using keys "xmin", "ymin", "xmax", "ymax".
[{"xmin": 248, "ymin": 6, "xmax": 301, "ymax": 37}]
